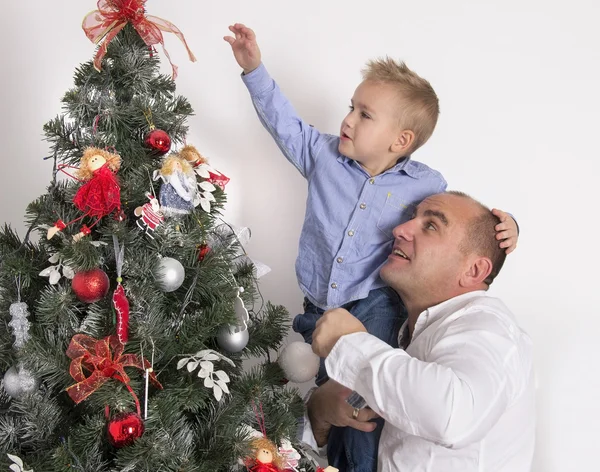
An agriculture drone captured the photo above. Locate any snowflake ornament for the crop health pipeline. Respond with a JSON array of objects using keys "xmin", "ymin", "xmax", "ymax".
[{"xmin": 177, "ymin": 349, "xmax": 235, "ymax": 401}]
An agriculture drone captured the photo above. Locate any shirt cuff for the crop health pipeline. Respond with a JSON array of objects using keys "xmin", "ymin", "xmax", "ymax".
[{"xmin": 241, "ymin": 62, "xmax": 274, "ymax": 97}]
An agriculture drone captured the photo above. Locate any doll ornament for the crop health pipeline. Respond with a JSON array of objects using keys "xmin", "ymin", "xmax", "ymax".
[
  {"xmin": 246, "ymin": 437, "xmax": 284, "ymax": 472},
  {"xmin": 155, "ymin": 155, "xmax": 197, "ymax": 218},
  {"xmin": 48, "ymin": 147, "xmax": 121, "ymax": 241}
]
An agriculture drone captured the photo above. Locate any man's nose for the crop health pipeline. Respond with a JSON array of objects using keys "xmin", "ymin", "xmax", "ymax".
[{"xmin": 392, "ymin": 220, "xmax": 415, "ymax": 240}]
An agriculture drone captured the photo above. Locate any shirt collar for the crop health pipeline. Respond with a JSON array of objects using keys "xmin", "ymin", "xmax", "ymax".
[
  {"xmin": 400, "ymin": 290, "xmax": 489, "ymax": 346},
  {"xmin": 337, "ymin": 154, "xmax": 420, "ymax": 178}
]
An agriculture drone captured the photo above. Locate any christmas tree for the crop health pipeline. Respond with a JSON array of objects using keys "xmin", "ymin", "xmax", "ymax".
[{"xmin": 0, "ymin": 2, "xmax": 310, "ymax": 470}]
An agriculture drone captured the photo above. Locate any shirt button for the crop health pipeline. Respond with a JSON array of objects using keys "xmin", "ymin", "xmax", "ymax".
[
  {"xmin": 348, "ymin": 230, "xmax": 355, "ymax": 236},
  {"xmin": 337, "ymin": 257, "xmax": 343, "ymax": 263},
  {"xmin": 331, "ymin": 282, "xmax": 338, "ymax": 289},
  {"xmin": 369, "ymin": 178, "xmax": 375, "ymax": 184},
  {"xmin": 360, "ymin": 203, "xmax": 367, "ymax": 209}
]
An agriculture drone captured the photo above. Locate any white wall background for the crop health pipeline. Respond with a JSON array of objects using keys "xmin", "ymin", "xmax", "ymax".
[{"xmin": 1, "ymin": 1, "xmax": 599, "ymax": 470}]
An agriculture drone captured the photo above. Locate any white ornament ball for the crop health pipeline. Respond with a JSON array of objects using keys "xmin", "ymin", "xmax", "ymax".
[
  {"xmin": 278, "ymin": 341, "xmax": 320, "ymax": 383},
  {"xmin": 3, "ymin": 365, "xmax": 40, "ymax": 398},
  {"xmin": 157, "ymin": 257, "xmax": 185, "ymax": 292},
  {"xmin": 217, "ymin": 324, "xmax": 249, "ymax": 353}
]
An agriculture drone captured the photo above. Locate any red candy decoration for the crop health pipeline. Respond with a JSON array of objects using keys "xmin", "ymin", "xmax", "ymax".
[
  {"xmin": 72, "ymin": 268, "xmax": 110, "ymax": 303},
  {"xmin": 197, "ymin": 243, "xmax": 210, "ymax": 262},
  {"xmin": 107, "ymin": 412, "xmax": 145, "ymax": 448},
  {"xmin": 144, "ymin": 129, "xmax": 171, "ymax": 155}
]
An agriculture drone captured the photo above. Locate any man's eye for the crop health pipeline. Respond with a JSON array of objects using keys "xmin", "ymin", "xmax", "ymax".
[
  {"xmin": 348, "ymin": 105, "xmax": 354, "ymax": 111},
  {"xmin": 361, "ymin": 112, "xmax": 371, "ymax": 119},
  {"xmin": 425, "ymin": 222, "xmax": 436, "ymax": 230}
]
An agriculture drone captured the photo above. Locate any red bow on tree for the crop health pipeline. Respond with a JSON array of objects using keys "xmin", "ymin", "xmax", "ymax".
[
  {"xmin": 82, "ymin": 0, "xmax": 196, "ymax": 79},
  {"xmin": 66, "ymin": 334, "xmax": 163, "ymax": 407}
]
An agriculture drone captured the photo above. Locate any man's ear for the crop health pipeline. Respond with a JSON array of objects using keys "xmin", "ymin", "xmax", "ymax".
[
  {"xmin": 460, "ymin": 256, "xmax": 493, "ymax": 288},
  {"xmin": 391, "ymin": 130, "xmax": 415, "ymax": 154}
]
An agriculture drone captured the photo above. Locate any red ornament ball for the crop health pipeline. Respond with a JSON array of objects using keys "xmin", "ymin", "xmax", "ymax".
[
  {"xmin": 144, "ymin": 128, "xmax": 171, "ymax": 155},
  {"xmin": 71, "ymin": 268, "xmax": 109, "ymax": 303},
  {"xmin": 107, "ymin": 412, "xmax": 145, "ymax": 448}
]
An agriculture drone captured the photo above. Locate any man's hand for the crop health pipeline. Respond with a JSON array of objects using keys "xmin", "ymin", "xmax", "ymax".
[
  {"xmin": 307, "ymin": 380, "xmax": 379, "ymax": 447},
  {"xmin": 492, "ymin": 208, "xmax": 519, "ymax": 255},
  {"xmin": 223, "ymin": 23, "xmax": 261, "ymax": 74},
  {"xmin": 312, "ymin": 308, "xmax": 367, "ymax": 358}
]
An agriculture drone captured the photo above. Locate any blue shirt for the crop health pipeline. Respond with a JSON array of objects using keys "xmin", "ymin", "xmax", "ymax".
[{"xmin": 243, "ymin": 64, "xmax": 447, "ymax": 309}]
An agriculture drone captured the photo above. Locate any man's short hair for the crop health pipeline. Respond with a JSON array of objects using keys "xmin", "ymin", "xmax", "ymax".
[
  {"xmin": 362, "ymin": 57, "xmax": 439, "ymax": 154},
  {"xmin": 446, "ymin": 191, "xmax": 507, "ymax": 286}
]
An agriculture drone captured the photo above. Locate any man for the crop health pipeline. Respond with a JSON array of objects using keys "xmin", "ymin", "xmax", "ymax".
[{"xmin": 308, "ymin": 191, "xmax": 535, "ymax": 471}]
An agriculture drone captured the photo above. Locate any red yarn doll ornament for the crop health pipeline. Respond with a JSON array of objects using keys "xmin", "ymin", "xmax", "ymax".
[
  {"xmin": 246, "ymin": 437, "xmax": 284, "ymax": 472},
  {"xmin": 48, "ymin": 147, "xmax": 122, "ymax": 241}
]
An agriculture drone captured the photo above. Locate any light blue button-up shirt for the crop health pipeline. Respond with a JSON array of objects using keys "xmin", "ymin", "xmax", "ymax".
[{"xmin": 243, "ymin": 64, "xmax": 447, "ymax": 309}]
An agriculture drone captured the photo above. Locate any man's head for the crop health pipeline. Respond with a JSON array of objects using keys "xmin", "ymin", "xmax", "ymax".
[
  {"xmin": 338, "ymin": 57, "xmax": 439, "ymax": 175},
  {"xmin": 380, "ymin": 192, "xmax": 506, "ymax": 308}
]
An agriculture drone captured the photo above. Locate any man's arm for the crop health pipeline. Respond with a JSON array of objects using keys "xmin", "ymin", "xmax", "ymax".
[{"xmin": 324, "ymin": 310, "xmax": 525, "ymax": 449}]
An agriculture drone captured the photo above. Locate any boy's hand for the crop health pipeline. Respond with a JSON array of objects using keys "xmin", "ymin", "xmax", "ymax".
[
  {"xmin": 312, "ymin": 308, "xmax": 367, "ymax": 358},
  {"xmin": 223, "ymin": 23, "xmax": 261, "ymax": 74},
  {"xmin": 492, "ymin": 208, "xmax": 519, "ymax": 255}
]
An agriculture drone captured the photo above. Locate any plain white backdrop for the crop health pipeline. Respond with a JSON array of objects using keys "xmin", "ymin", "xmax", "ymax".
[{"xmin": 1, "ymin": 1, "xmax": 599, "ymax": 470}]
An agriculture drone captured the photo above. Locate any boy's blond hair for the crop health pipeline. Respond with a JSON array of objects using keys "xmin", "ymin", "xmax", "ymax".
[{"xmin": 362, "ymin": 57, "xmax": 439, "ymax": 154}]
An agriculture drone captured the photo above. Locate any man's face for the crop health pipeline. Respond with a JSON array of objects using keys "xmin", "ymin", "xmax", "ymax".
[
  {"xmin": 380, "ymin": 194, "xmax": 473, "ymax": 301},
  {"xmin": 338, "ymin": 80, "xmax": 404, "ymax": 167}
]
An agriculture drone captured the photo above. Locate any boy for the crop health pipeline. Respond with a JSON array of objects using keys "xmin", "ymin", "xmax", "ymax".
[{"xmin": 224, "ymin": 24, "xmax": 518, "ymax": 472}]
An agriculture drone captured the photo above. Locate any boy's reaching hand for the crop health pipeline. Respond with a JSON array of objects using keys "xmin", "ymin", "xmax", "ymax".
[
  {"xmin": 492, "ymin": 208, "xmax": 519, "ymax": 255},
  {"xmin": 223, "ymin": 23, "xmax": 261, "ymax": 74}
]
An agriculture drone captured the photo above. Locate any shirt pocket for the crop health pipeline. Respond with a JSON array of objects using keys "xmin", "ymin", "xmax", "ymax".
[{"xmin": 376, "ymin": 192, "xmax": 415, "ymax": 238}]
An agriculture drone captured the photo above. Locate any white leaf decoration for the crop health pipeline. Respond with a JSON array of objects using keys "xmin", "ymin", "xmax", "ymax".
[
  {"xmin": 201, "ymin": 353, "xmax": 219, "ymax": 361},
  {"xmin": 215, "ymin": 371, "xmax": 230, "ymax": 383},
  {"xmin": 39, "ymin": 266, "xmax": 55, "ymax": 277},
  {"xmin": 49, "ymin": 269, "xmax": 62, "ymax": 285},
  {"xmin": 186, "ymin": 361, "xmax": 199, "ymax": 372},
  {"xmin": 195, "ymin": 167, "xmax": 211, "ymax": 178},
  {"xmin": 177, "ymin": 358, "xmax": 190, "ymax": 370},
  {"xmin": 204, "ymin": 376, "xmax": 214, "ymax": 388},
  {"xmin": 198, "ymin": 368, "xmax": 210, "ymax": 378},
  {"xmin": 199, "ymin": 181, "xmax": 216, "ymax": 192},
  {"xmin": 195, "ymin": 350, "xmax": 212, "ymax": 358},
  {"xmin": 213, "ymin": 384, "xmax": 223, "ymax": 401},
  {"xmin": 200, "ymin": 361, "xmax": 214, "ymax": 373},
  {"xmin": 200, "ymin": 198, "xmax": 211, "ymax": 213},
  {"xmin": 9, "ymin": 464, "xmax": 21, "ymax": 472},
  {"xmin": 48, "ymin": 254, "xmax": 60, "ymax": 264},
  {"xmin": 62, "ymin": 265, "xmax": 75, "ymax": 279},
  {"xmin": 204, "ymin": 192, "xmax": 216, "ymax": 202},
  {"xmin": 7, "ymin": 454, "xmax": 23, "ymax": 468},
  {"xmin": 215, "ymin": 379, "xmax": 230, "ymax": 394}
]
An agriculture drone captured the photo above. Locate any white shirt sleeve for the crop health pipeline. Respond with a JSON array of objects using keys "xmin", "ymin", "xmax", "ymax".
[{"xmin": 325, "ymin": 309, "xmax": 521, "ymax": 449}]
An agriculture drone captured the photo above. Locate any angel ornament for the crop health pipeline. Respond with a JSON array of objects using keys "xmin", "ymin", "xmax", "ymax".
[
  {"xmin": 48, "ymin": 147, "xmax": 121, "ymax": 241},
  {"xmin": 155, "ymin": 155, "xmax": 197, "ymax": 218},
  {"xmin": 180, "ymin": 144, "xmax": 228, "ymax": 213}
]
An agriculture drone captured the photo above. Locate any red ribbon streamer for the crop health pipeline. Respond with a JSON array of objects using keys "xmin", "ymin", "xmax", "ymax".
[
  {"xmin": 113, "ymin": 283, "xmax": 130, "ymax": 344},
  {"xmin": 66, "ymin": 334, "xmax": 162, "ymax": 410},
  {"xmin": 82, "ymin": 0, "xmax": 196, "ymax": 79}
]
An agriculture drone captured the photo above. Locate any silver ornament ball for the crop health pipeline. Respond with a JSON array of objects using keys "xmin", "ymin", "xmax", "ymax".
[
  {"xmin": 3, "ymin": 365, "xmax": 40, "ymax": 398},
  {"xmin": 157, "ymin": 257, "xmax": 185, "ymax": 292},
  {"xmin": 217, "ymin": 324, "xmax": 249, "ymax": 353},
  {"xmin": 278, "ymin": 341, "xmax": 320, "ymax": 383}
]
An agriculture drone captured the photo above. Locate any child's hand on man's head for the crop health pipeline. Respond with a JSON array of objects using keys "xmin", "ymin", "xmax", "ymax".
[
  {"xmin": 492, "ymin": 208, "xmax": 519, "ymax": 255},
  {"xmin": 223, "ymin": 23, "xmax": 262, "ymax": 74}
]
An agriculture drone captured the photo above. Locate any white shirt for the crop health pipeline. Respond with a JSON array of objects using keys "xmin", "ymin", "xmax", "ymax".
[{"xmin": 323, "ymin": 291, "xmax": 535, "ymax": 471}]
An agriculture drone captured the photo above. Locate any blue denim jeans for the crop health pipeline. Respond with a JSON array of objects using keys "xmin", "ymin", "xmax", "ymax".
[{"xmin": 293, "ymin": 287, "xmax": 406, "ymax": 472}]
